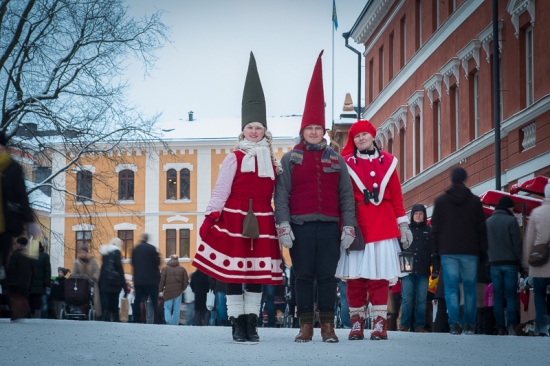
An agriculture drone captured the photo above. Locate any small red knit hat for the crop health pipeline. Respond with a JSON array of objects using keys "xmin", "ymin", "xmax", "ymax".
[
  {"xmin": 300, "ymin": 50, "xmax": 325, "ymax": 133},
  {"xmin": 340, "ymin": 120, "xmax": 377, "ymax": 156}
]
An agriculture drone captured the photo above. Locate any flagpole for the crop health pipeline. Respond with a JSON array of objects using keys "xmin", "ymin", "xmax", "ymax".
[{"xmin": 332, "ymin": 8, "xmax": 335, "ymax": 129}]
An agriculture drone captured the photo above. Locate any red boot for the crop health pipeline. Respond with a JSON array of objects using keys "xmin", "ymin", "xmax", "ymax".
[
  {"xmin": 370, "ymin": 316, "xmax": 388, "ymax": 340},
  {"xmin": 348, "ymin": 314, "xmax": 364, "ymax": 340}
]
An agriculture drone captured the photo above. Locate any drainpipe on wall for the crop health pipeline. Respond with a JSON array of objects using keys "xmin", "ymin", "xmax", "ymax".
[
  {"xmin": 492, "ymin": 0, "xmax": 501, "ymax": 190},
  {"xmin": 343, "ymin": 32, "xmax": 362, "ymax": 120}
]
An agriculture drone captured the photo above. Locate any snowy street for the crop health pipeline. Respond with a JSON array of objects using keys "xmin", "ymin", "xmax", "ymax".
[{"xmin": 1, "ymin": 319, "xmax": 545, "ymax": 365}]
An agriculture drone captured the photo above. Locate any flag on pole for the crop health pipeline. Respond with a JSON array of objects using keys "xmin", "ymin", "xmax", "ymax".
[{"xmin": 332, "ymin": 0, "xmax": 338, "ymax": 30}]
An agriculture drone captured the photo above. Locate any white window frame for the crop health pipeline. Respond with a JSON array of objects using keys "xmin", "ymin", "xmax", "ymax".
[
  {"xmin": 474, "ymin": 72, "xmax": 479, "ymax": 138},
  {"xmin": 526, "ymin": 26, "xmax": 534, "ymax": 107}
]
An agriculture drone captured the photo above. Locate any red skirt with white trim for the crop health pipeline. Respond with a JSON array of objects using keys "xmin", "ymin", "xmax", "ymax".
[{"xmin": 192, "ymin": 195, "xmax": 283, "ymax": 285}]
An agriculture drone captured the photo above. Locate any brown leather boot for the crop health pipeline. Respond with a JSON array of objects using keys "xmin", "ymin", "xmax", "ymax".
[
  {"xmin": 295, "ymin": 313, "xmax": 314, "ymax": 342},
  {"xmin": 319, "ymin": 312, "xmax": 339, "ymax": 343}
]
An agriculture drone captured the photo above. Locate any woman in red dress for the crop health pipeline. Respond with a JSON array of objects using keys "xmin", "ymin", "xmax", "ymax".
[{"xmin": 192, "ymin": 52, "xmax": 283, "ymax": 342}]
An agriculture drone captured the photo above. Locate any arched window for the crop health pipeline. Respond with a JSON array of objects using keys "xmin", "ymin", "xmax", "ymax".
[
  {"xmin": 77, "ymin": 170, "xmax": 93, "ymax": 201},
  {"xmin": 180, "ymin": 168, "xmax": 190, "ymax": 199},
  {"xmin": 167, "ymin": 169, "xmax": 177, "ymax": 200},
  {"xmin": 118, "ymin": 169, "xmax": 134, "ymax": 200}
]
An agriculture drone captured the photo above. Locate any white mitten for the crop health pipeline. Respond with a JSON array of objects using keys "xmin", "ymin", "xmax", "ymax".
[
  {"xmin": 399, "ymin": 222, "xmax": 413, "ymax": 249},
  {"xmin": 277, "ymin": 222, "xmax": 295, "ymax": 249},
  {"xmin": 340, "ymin": 226, "xmax": 356, "ymax": 249}
]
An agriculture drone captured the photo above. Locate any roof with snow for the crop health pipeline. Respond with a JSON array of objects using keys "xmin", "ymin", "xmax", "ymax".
[
  {"xmin": 158, "ymin": 115, "xmax": 304, "ymax": 140},
  {"xmin": 26, "ymin": 180, "xmax": 51, "ymax": 213}
]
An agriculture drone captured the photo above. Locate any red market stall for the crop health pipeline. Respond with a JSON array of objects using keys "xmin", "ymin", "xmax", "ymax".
[{"xmin": 509, "ymin": 176, "xmax": 549, "ymax": 196}]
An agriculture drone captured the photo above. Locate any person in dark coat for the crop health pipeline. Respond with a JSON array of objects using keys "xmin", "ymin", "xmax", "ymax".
[
  {"xmin": 51, "ymin": 267, "xmax": 70, "ymax": 319},
  {"xmin": 399, "ymin": 204, "xmax": 434, "ymax": 333},
  {"xmin": 431, "ymin": 167, "xmax": 487, "ymax": 335},
  {"xmin": 5, "ymin": 237, "xmax": 35, "ymax": 320},
  {"xmin": 99, "ymin": 238, "xmax": 126, "ymax": 322},
  {"xmin": 0, "ymin": 131, "xmax": 39, "ymax": 281},
  {"xmin": 487, "ymin": 195, "xmax": 522, "ymax": 335},
  {"xmin": 190, "ymin": 269, "xmax": 211, "ymax": 326},
  {"xmin": 29, "ymin": 243, "xmax": 51, "ymax": 318},
  {"xmin": 131, "ymin": 233, "xmax": 160, "ymax": 324}
]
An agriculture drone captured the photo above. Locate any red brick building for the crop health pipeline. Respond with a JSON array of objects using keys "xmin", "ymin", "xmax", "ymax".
[{"xmin": 334, "ymin": 0, "xmax": 550, "ymax": 215}]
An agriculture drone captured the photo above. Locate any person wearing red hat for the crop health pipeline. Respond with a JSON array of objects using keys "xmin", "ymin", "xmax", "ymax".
[
  {"xmin": 335, "ymin": 120, "xmax": 412, "ymax": 341},
  {"xmin": 274, "ymin": 51, "xmax": 356, "ymax": 343},
  {"xmin": 193, "ymin": 52, "xmax": 283, "ymax": 343}
]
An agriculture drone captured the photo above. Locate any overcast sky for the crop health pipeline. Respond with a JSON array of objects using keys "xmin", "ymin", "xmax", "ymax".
[{"xmin": 124, "ymin": 0, "xmax": 367, "ymax": 127}]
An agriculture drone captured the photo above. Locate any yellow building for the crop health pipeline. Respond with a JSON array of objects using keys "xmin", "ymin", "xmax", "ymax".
[{"xmin": 49, "ymin": 116, "xmax": 301, "ymax": 278}]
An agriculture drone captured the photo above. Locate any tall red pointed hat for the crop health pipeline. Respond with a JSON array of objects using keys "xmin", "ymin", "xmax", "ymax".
[{"xmin": 300, "ymin": 50, "xmax": 325, "ymax": 133}]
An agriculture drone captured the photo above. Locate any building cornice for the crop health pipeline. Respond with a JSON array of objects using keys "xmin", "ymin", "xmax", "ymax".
[
  {"xmin": 423, "ymin": 73, "xmax": 442, "ymax": 107},
  {"xmin": 439, "ymin": 57, "xmax": 461, "ymax": 93},
  {"xmin": 507, "ymin": 0, "xmax": 535, "ymax": 38},
  {"xmin": 351, "ymin": 0, "xmax": 398, "ymax": 45},
  {"xmin": 478, "ymin": 20, "xmax": 504, "ymax": 62},
  {"xmin": 363, "ymin": 0, "xmax": 484, "ymax": 120},
  {"xmin": 402, "ymin": 93, "xmax": 550, "ymax": 193},
  {"xmin": 457, "ymin": 39, "xmax": 481, "ymax": 79}
]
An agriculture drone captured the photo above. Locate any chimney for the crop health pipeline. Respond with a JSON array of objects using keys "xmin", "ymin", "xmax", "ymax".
[{"xmin": 188, "ymin": 111, "xmax": 194, "ymax": 121}]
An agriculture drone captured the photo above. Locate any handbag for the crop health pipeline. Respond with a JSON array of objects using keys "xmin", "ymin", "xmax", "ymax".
[
  {"xmin": 528, "ymin": 241, "xmax": 550, "ymax": 267},
  {"xmin": 242, "ymin": 198, "xmax": 259, "ymax": 239},
  {"xmin": 206, "ymin": 289, "xmax": 215, "ymax": 311}
]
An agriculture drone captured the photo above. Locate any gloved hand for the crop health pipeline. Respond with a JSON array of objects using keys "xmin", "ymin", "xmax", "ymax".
[
  {"xmin": 158, "ymin": 292, "xmax": 164, "ymax": 298},
  {"xmin": 340, "ymin": 226, "xmax": 356, "ymax": 250},
  {"xmin": 398, "ymin": 222, "xmax": 413, "ymax": 249},
  {"xmin": 277, "ymin": 222, "xmax": 295, "ymax": 249},
  {"xmin": 199, "ymin": 213, "xmax": 219, "ymax": 241},
  {"xmin": 45, "ymin": 287, "xmax": 51, "ymax": 296},
  {"xmin": 26, "ymin": 222, "xmax": 40, "ymax": 239}
]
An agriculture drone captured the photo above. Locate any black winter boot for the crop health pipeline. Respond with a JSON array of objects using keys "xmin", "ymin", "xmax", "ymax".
[
  {"xmin": 245, "ymin": 314, "xmax": 260, "ymax": 342},
  {"xmin": 230, "ymin": 315, "xmax": 247, "ymax": 342}
]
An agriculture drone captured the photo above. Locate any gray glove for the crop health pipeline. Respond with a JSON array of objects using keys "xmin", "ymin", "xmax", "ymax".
[
  {"xmin": 399, "ymin": 222, "xmax": 413, "ymax": 249},
  {"xmin": 277, "ymin": 222, "xmax": 295, "ymax": 249},
  {"xmin": 340, "ymin": 226, "xmax": 356, "ymax": 250}
]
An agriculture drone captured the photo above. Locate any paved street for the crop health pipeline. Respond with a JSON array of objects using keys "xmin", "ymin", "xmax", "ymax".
[{"xmin": 0, "ymin": 318, "xmax": 545, "ymax": 365}]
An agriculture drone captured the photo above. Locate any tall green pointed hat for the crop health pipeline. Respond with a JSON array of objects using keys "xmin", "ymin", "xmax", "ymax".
[{"xmin": 241, "ymin": 52, "xmax": 267, "ymax": 130}]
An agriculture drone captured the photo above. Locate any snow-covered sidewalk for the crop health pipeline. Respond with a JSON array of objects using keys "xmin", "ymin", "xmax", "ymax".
[{"xmin": 0, "ymin": 319, "xmax": 546, "ymax": 365}]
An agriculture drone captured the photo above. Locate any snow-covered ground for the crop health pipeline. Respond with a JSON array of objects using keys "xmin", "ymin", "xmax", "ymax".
[{"xmin": 0, "ymin": 319, "xmax": 546, "ymax": 365}]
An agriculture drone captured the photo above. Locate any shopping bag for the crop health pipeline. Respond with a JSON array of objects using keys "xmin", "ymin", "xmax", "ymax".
[{"xmin": 206, "ymin": 289, "xmax": 215, "ymax": 311}]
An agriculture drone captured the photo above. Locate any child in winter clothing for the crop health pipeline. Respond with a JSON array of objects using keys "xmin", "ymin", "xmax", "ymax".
[{"xmin": 51, "ymin": 267, "xmax": 70, "ymax": 319}]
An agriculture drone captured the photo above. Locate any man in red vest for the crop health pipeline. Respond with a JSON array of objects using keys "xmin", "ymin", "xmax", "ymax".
[{"xmin": 274, "ymin": 51, "xmax": 356, "ymax": 343}]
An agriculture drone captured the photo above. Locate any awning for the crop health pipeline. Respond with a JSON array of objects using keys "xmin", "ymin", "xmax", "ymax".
[
  {"xmin": 479, "ymin": 190, "xmax": 542, "ymax": 216},
  {"xmin": 509, "ymin": 176, "xmax": 549, "ymax": 196}
]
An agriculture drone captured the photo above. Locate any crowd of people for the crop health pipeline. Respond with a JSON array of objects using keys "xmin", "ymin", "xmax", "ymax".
[{"xmin": 1, "ymin": 52, "xmax": 549, "ymax": 343}]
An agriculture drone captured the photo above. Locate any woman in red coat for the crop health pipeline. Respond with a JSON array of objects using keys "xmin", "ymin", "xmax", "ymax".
[
  {"xmin": 192, "ymin": 52, "xmax": 283, "ymax": 343},
  {"xmin": 336, "ymin": 120, "xmax": 412, "ymax": 340}
]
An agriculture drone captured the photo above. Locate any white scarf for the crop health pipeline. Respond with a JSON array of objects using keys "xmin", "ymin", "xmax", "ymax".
[{"xmin": 238, "ymin": 138, "xmax": 274, "ymax": 180}]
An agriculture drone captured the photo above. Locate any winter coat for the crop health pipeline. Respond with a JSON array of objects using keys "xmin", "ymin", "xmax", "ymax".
[
  {"xmin": 51, "ymin": 276, "xmax": 66, "ymax": 301},
  {"xmin": 522, "ymin": 198, "xmax": 550, "ymax": 277},
  {"xmin": 431, "ymin": 182, "xmax": 487, "ymax": 257},
  {"xmin": 72, "ymin": 255, "xmax": 101, "ymax": 317},
  {"xmin": 1, "ymin": 158, "xmax": 34, "ymax": 236},
  {"xmin": 486, "ymin": 207, "xmax": 522, "ymax": 266},
  {"xmin": 98, "ymin": 243, "xmax": 126, "ymax": 294},
  {"xmin": 159, "ymin": 257, "xmax": 188, "ymax": 301},
  {"xmin": 29, "ymin": 250, "xmax": 51, "ymax": 295},
  {"xmin": 190, "ymin": 269, "xmax": 211, "ymax": 311},
  {"xmin": 406, "ymin": 204, "xmax": 433, "ymax": 277},
  {"xmin": 5, "ymin": 248, "xmax": 35, "ymax": 295},
  {"xmin": 131, "ymin": 241, "xmax": 160, "ymax": 287}
]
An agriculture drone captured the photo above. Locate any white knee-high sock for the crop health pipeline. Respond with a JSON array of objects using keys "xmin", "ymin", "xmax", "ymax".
[
  {"xmin": 371, "ymin": 305, "xmax": 387, "ymax": 319},
  {"xmin": 226, "ymin": 294, "xmax": 245, "ymax": 319},
  {"xmin": 244, "ymin": 291, "xmax": 262, "ymax": 315},
  {"xmin": 349, "ymin": 306, "xmax": 366, "ymax": 319}
]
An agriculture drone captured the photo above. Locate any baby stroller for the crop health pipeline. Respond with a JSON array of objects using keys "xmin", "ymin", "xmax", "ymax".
[{"xmin": 60, "ymin": 275, "xmax": 96, "ymax": 320}]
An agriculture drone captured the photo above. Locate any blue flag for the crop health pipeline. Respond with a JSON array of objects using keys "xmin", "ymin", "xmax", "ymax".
[{"xmin": 332, "ymin": 0, "xmax": 338, "ymax": 30}]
